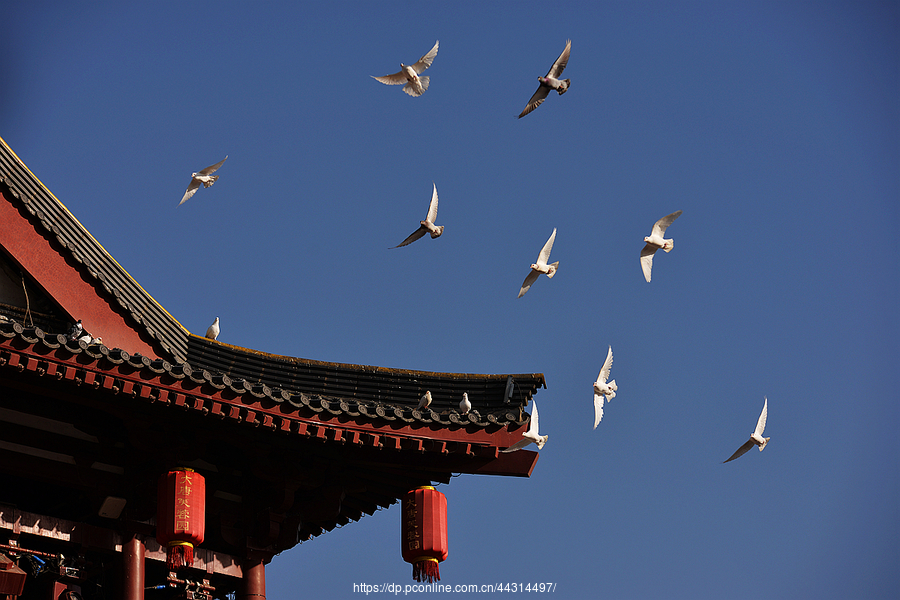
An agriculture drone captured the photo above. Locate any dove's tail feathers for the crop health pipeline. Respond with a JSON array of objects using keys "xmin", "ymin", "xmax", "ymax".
[
  {"xmin": 608, "ymin": 380, "xmax": 617, "ymax": 392},
  {"xmin": 759, "ymin": 437, "xmax": 770, "ymax": 451},
  {"xmin": 419, "ymin": 75, "xmax": 430, "ymax": 91},
  {"xmin": 558, "ymin": 79, "xmax": 570, "ymax": 94},
  {"xmin": 535, "ymin": 435, "xmax": 548, "ymax": 450},
  {"xmin": 663, "ymin": 239, "xmax": 674, "ymax": 253},
  {"xmin": 430, "ymin": 225, "xmax": 444, "ymax": 239},
  {"xmin": 202, "ymin": 175, "xmax": 219, "ymax": 188},
  {"xmin": 403, "ymin": 76, "xmax": 429, "ymax": 96},
  {"xmin": 546, "ymin": 261, "xmax": 560, "ymax": 278}
]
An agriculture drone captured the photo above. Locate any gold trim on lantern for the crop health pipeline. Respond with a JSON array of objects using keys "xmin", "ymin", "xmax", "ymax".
[
  {"xmin": 167, "ymin": 541, "xmax": 195, "ymax": 549},
  {"xmin": 416, "ymin": 486, "xmax": 436, "ymax": 491},
  {"xmin": 410, "ymin": 556, "xmax": 439, "ymax": 564}
]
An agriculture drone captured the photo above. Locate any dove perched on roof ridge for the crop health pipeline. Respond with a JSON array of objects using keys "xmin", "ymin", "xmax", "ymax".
[
  {"xmin": 391, "ymin": 183, "xmax": 444, "ymax": 248},
  {"xmin": 179, "ymin": 156, "xmax": 228, "ymax": 205},
  {"xmin": 417, "ymin": 390, "xmax": 433, "ymax": 410},
  {"xmin": 640, "ymin": 210, "xmax": 682, "ymax": 282},
  {"xmin": 67, "ymin": 320, "xmax": 83, "ymax": 341},
  {"xmin": 518, "ymin": 228, "xmax": 559, "ymax": 298},
  {"xmin": 500, "ymin": 400, "xmax": 548, "ymax": 452},
  {"xmin": 205, "ymin": 317, "xmax": 220, "ymax": 341},
  {"xmin": 459, "ymin": 392, "xmax": 471, "ymax": 415},
  {"xmin": 372, "ymin": 41, "xmax": 439, "ymax": 97},
  {"xmin": 724, "ymin": 397, "xmax": 770, "ymax": 463},
  {"xmin": 517, "ymin": 39, "xmax": 571, "ymax": 118},
  {"xmin": 593, "ymin": 345, "xmax": 618, "ymax": 429}
]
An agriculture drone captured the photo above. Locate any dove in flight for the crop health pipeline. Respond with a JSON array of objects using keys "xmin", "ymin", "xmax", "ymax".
[
  {"xmin": 518, "ymin": 228, "xmax": 559, "ymax": 298},
  {"xmin": 501, "ymin": 400, "xmax": 548, "ymax": 452},
  {"xmin": 640, "ymin": 210, "xmax": 682, "ymax": 282},
  {"xmin": 391, "ymin": 183, "xmax": 444, "ymax": 248},
  {"xmin": 179, "ymin": 156, "xmax": 227, "ymax": 205},
  {"xmin": 205, "ymin": 317, "xmax": 220, "ymax": 341},
  {"xmin": 518, "ymin": 39, "xmax": 571, "ymax": 118},
  {"xmin": 724, "ymin": 397, "xmax": 770, "ymax": 463},
  {"xmin": 593, "ymin": 345, "xmax": 618, "ymax": 429},
  {"xmin": 372, "ymin": 41, "xmax": 439, "ymax": 97}
]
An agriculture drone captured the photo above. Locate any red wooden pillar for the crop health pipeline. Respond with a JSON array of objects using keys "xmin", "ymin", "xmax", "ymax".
[
  {"xmin": 122, "ymin": 535, "xmax": 145, "ymax": 600},
  {"xmin": 242, "ymin": 552, "xmax": 266, "ymax": 599}
]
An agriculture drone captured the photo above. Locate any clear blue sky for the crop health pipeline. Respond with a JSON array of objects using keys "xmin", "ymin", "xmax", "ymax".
[{"xmin": 3, "ymin": 1, "xmax": 898, "ymax": 598}]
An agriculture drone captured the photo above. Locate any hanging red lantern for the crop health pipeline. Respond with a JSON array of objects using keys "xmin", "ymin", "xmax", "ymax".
[
  {"xmin": 401, "ymin": 486, "xmax": 448, "ymax": 583},
  {"xmin": 156, "ymin": 468, "xmax": 206, "ymax": 570}
]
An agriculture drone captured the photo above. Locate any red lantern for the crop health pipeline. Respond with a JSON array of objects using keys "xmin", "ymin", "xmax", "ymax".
[
  {"xmin": 401, "ymin": 486, "xmax": 448, "ymax": 583},
  {"xmin": 157, "ymin": 468, "xmax": 206, "ymax": 570}
]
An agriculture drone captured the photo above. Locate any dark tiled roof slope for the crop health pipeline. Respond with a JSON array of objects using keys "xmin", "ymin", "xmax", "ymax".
[
  {"xmin": 2, "ymin": 322, "xmax": 544, "ymax": 427},
  {"xmin": 0, "ymin": 137, "xmax": 190, "ymax": 361}
]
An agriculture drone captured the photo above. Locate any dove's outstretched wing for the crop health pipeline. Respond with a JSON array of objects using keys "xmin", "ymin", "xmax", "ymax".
[
  {"xmin": 640, "ymin": 244, "xmax": 656, "ymax": 282},
  {"xmin": 537, "ymin": 228, "xmax": 557, "ymax": 267},
  {"xmin": 724, "ymin": 439, "xmax": 755, "ymax": 463},
  {"xmin": 518, "ymin": 270, "xmax": 540, "ymax": 298},
  {"xmin": 651, "ymin": 210, "xmax": 682, "ymax": 238},
  {"xmin": 597, "ymin": 346, "xmax": 614, "ymax": 385},
  {"xmin": 547, "ymin": 39, "xmax": 571, "ymax": 78},
  {"xmin": 180, "ymin": 180, "xmax": 202, "ymax": 205},
  {"xmin": 411, "ymin": 41, "xmax": 439, "ymax": 74},
  {"xmin": 198, "ymin": 156, "xmax": 228, "ymax": 176},
  {"xmin": 425, "ymin": 183, "xmax": 439, "ymax": 223},
  {"xmin": 755, "ymin": 397, "xmax": 768, "ymax": 437},
  {"xmin": 391, "ymin": 225, "xmax": 428, "ymax": 248},
  {"xmin": 593, "ymin": 395, "xmax": 604, "ymax": 429},
  {"xmin": 518, "ymin": 86, "xmax": 552, "ymax": 118}
]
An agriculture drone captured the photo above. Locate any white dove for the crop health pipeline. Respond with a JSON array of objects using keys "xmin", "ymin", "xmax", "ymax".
[
  {"xmin": 592, "ymin": 345, "xmax": 618, "ymax": 429},
  {"xmin": 501, "ymin": 400, "xmax": 548, "ymax": 452},
  {"xmin": 417, "ymin": 390, "xmax": 433, "ymax": 410},
  {"xmin": 640, "ymin": 210, "xmax": 683, "ymax": 282},
  {"xmin": 724, "ymin": 397, "xmax": 770, "ymax": 463},
  {"xmin": 518, "ymin": 39, "xmax": 571, "ymax": 118},
  {"xmin": 372, "ymin": 41, "xmax": 439, "ymax": 97},
  {"xmin": 459, "ymin": 392, "xmax": 471, "ymax": 415},
  {"xmin": 391, "ymin": 183, "xmax": 444, "ymax": 248},
  {"xmin": 179, "ymin": 156, "xmax": 228, "ymax": 205},
  {"xmin": 518, "ymin": 228, "xmax": 559, "ymax": 298},
  {"xmin": 205, "ymin": 317, "xmax": 220, "ymax": 341}
]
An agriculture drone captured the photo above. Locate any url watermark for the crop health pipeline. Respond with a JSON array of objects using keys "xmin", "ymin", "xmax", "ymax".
[{"xmin": 354, "ymin": 582, "xmax": 557, "ymax": 595}]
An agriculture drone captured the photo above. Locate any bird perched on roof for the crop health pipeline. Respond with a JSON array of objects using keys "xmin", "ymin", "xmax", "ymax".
[
  {"xmin": 517, "ymin": 39, "xmax": 571, "ymax": 118},
  {"xmin": 179, "ymin": 156, "xmax": 228, "ymax": 205},
  {"xmin": 459, "ymin": 392, "xmax": 471, "ymax": 415},
  {"xmin": 518, "ymin": 228, "xmax": 559, "ymax": 298},
  {"xmin": 90, "ymin": 337, "xmax": 103, "ymax": 346},
  {"xmin": 593, "ymin": 345, "xmax": 618, "ymax": 429},
  {"xmin": 391, "ymin": 183, "xmax": 443, "ymax": 248},
  {"xmin": 372, "ymin": 41, "xmax": 439, "ymax": 97},
  {"xmin": 77, "ymin": 333, "xmax": 93, "ymax": 344},
  {"xmin": 67, "ymin": 320, "xmax": 83, "ymax": 341},
  {"xmin": 640, "ymin": 210, "xmax": 683, "ymax": 282},
  {"xmin": 501, "ymin": 400, "xmax": 548, "ymax": 452},
  {"xmin": 724, "ymin": 397, "xmax": 770, "ymax": 463},
  {"xmin": 417, "ymin": 391, "xmax": 433, "ymax": 410},
  {"xmin": 205, "ymin": 317, "xmax": 220, "ymax": 341}
]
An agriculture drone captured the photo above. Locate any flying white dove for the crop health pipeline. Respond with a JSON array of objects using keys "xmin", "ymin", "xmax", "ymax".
[
  {"xmin": 640, "ymin": 210, "xmax": 683, "ymax": 282},
  {"xmin": 67, "ymin": 320, "xmax": 83, "ymax": 341},
  {"xmin": 417, "ymin": 390, "xmax": 433, "ymax": 410},
  {"xmin": 501, "ymin": 400, "xmax": 548, "ymax": 452},
  {"xmin": 372, "ymin": 41, "xmax": 439, "ymax": 97},
  {"xmin": 593, "ymin": 345, "xmax": 618, "ymax": 429},
  {"xmin": 205, "ymin": 317, "xmax": 220, "ymax": 341},
  {"xmin": 391, "ymin": 183, "xmax": 444, "ymax": 248},
  {"xmin": 518, "ymin": 228, "xmax": 559, "ymax": 298},
  {"xmin": 459, "ymin": 392, "xmax": 471, "ymax": 415},
  {"xmin": 518, "ymin": 39, "xmax": 571, "ymax": 118},
  {"xmin": 724, "ymin": 397, "xmax": 770, "ymax": 463},
  {"xmin": 179, "ymin": 156, "xmax": 228, "ymax": 205}
]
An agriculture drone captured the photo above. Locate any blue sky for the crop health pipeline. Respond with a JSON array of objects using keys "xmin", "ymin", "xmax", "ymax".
[{"xmin": 3, "ymin": 1, "xmax": 898, "ymax": 598}]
